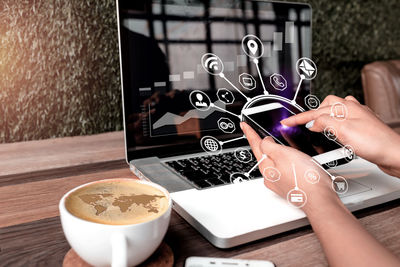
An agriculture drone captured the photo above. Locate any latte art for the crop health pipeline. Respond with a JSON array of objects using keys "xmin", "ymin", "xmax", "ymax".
[{"xmin": 65, "ymin": 180, "xmax": 169, "ymax": 225}]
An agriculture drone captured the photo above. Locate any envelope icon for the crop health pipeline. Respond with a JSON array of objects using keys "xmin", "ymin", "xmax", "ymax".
[{"xmin": 299, "ymin": 59, "xmax": 315, "ymax": 77}]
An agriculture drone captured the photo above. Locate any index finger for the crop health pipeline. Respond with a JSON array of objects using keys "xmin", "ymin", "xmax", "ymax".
[
  {"xmin": 240, "ymin": 122, "xmax": 263, "ymax": 160},
  {"xmin": 280, "ymin": 106, "xmax": 330, "ymax": 127}
]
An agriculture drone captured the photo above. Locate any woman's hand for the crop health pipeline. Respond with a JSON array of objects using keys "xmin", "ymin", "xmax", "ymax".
[
  {"xmin": 281, "ymin": 95, "xmax": 400, "ymax": 177},
  {"xmin": 242, "ymin": 121, "xmax": 400, "ymax": 266},
  {"xmin": 240, "ymin": 122, "xmax": 342, "ymax": 214}
]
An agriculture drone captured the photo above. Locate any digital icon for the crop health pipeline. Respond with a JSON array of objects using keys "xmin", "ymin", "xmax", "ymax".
[
  {"xmin": 195, "ymin": 34, "xmax": 323, "ymax": 196},
  {"xmin": 263, "ymin": 167, "xmax": 281, "ymax": 182},
  {"xmin": 200, "ymin": 136, "xmax": 222, "ymax": 154},
  {"xmin": 330, "ymin": 102, "xmax": 347, "ymax": 121},
  {"xmin": 217, "ymin": 88, "xmax": 235, "ymax": 104},
  {"xmin": 217, "ymin": 117, "xmax": 236, "ymax": 133},
  {"xmin": 290, "ymin": 193, "xmax": 304, "ymax": 202},
  {"xmin": 296, "ymin": 57, "xmax": 317, "ymax": 80},
  {"xmin": 247, "ymin": 40, "xmax": 258, "ymax": 55},
  {"xmin": 241, "ymin": 35, "xmax": 264, "ymax": 59},
  {"xmin": 230, "ymin": 172, "xmax": 250, "ymax": 184},
  {"xmin": 239, "ymin": 73, "xmax": 256, "ymax": 90},
  {"xmin": 287, "ymin": 164, "xmax": 307, "ymax": 208},
  {"xmin": 343, "ymin": 144, "xmax": 355, "ymax": 162},
  {"xmin": 287, "ymin": 189, "xmax": 307, "ymax": 208},
  {"xmin": 332, "ymin": 176, "xmax": 348, "ymax": 194},
  {"xmin": 269, "ymin": 73, "xmax": 287, "ymax": 91},
  {"xmin": 304, "ymin": 169, "xmax": 320, "ymax": 184},
  {"xmin": 189, "ymin": 90, "xmax": 211, "ymax": 111},
  {"xmin": 234, "ymin": 148, "xmax": 252, "ymax": 163},
  {"xmin": 324, "ymin": 126, "xmax": 337, "ymax": 141},
  {"xmin": 326, "ymin": 160, "xmax": 338, "ymax": 168},
  {"xmin": 304, "ymin": 94, "xmax": 320, "ymax": 110},
  {"xmin": 201, "ymin": 53, "xmax": 224, "ymax": 75}
]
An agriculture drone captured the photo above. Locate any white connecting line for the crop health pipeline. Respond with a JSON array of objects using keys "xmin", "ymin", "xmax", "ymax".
[
  {"xmin": 292, "ymin": 163, "xmax": 299, "ymax": 189},
  {"xmin": 219, "ymin": 73, "xmax": 251, "ymax": 102},
  {"xmin": 219, "ymin": 135, "xmax": 246, "ymax": 145},
  {"xmin": 210, "ymin": 103, "xmax": 241, "ymax": 119},
  {"xmin": 291, "ymin": 75, "xmax": 305, "ymax": 104},
  {"xmin": 311, "ymin": 159, "xmax": 335, "ymax": 181},
  {"xmin": 253, "ymin": 58, "xmax": 269, "ymax": 95},
  {"xmin": 245, "ymin": 154, "xmax": 267, "ymax": 177}
]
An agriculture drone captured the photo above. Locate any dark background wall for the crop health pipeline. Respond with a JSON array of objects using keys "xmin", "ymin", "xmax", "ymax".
[{"xmin": 0, "ymin": 0, "xmax": 399, "ymax": 143}]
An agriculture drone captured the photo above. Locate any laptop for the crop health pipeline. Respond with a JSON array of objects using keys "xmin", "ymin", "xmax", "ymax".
[{"xmin": 116, "ymin": 0, "xmax": 400, "ymax": 248}]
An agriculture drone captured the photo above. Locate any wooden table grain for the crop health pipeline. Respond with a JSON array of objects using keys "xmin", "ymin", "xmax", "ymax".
[{"xmin": 0, "ymin": 131, "xmax": 399, "ymax": 267}]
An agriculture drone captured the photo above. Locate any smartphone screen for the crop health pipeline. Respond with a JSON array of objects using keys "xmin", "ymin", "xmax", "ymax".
[{"xmin": 243, "ymin": 103, "xmax": 340, "ymax": 157}]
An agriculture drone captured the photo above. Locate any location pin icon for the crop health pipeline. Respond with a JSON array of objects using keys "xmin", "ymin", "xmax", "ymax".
[{"xmin": 247, "ymin": 40, "xmax": 258, "ymax": 55}]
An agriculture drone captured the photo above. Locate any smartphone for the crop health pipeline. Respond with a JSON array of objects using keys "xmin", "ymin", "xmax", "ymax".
[
  {"xmin": 242, "ymin": 102, "xmax": 341, "ymax": 157},
  {"xmin": 185, "ymin": 256, "xmax": 275, "ymax": 267}
]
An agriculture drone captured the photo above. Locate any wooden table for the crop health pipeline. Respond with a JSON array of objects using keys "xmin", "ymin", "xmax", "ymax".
[{"xmin": 0, "ymin": 131, "xmax": 399, "ymax": 266}]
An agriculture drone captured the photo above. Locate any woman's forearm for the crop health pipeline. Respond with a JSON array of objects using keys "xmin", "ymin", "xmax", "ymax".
[{"xmin": 304, "ymin": 195, "xmax": 399, "ymax": 267}]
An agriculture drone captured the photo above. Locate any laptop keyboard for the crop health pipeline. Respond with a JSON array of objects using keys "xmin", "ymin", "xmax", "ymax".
[{"xmin": 164, "ymin": 149, "xmax": 262, "ymax": 189}]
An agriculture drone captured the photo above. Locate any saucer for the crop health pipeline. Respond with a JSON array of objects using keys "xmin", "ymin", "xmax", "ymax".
[{"xmin": 63, "ymin": 242, "xmax": 174, "ymax": 267}]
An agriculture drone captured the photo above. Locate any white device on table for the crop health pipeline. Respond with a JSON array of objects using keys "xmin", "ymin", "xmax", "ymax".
[
  {"xmin": 185, "ymin": 257, "xmax": 275, "ymax": 267},
  {"xmin": 116, "ymin": 0, "xmax": 400, "ymax": 248}
]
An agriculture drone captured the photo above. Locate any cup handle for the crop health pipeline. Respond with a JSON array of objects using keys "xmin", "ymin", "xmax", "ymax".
[{"xmin": 110, "ymin": 232, "xmax": 128, "ymax": 267}]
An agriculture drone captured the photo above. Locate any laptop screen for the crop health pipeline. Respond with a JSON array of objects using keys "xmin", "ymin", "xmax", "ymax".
[{"xmin": 117, "ymin": 0, "xmax": 312, "ymax": 160}]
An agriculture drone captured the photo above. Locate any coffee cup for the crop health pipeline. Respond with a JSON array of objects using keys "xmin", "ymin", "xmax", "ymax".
[{"xmin": 59, "ymin": 178, "xmax": 172, "ymax": 267}]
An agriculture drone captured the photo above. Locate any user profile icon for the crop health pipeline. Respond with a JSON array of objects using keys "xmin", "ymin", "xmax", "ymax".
[{"xmin": 189, "ymin": 90, "xmax": 211, "ymax": 111}]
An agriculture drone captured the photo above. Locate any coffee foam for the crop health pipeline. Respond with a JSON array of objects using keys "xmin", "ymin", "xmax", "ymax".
[{"xmin": 65, "ymin": 180, "xmax": 169, "ymax": 225}]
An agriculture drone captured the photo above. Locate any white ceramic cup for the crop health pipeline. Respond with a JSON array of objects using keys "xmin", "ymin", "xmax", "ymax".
[{"xmin": 59, "ymin": 178, "xmax": 172, "ymax": 267}]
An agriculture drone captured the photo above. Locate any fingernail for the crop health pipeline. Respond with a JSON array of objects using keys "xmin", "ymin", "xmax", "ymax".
[
  {"xmin": 305, "ymin": 120, "xmax": 314, "ymax": 129},
  {"xmin": 280, "ymin": 119, "xmax": 288, "ymax": 125},
  {"xmin": 240, "ymin": 122, "xmax": 244, "ymax": 130}
]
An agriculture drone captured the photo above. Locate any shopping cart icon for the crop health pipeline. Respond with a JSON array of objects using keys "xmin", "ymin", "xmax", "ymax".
[{"xmin": 335, "ymin": 182, "xmax": 346, "ymax": 191}]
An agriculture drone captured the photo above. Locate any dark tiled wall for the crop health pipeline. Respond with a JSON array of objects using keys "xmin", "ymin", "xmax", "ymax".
[{"xmin": 0, "ymin": 0, "xmax": 399, "ymax": 142}]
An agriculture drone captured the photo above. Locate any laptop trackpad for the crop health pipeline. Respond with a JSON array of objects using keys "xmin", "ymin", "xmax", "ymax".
[{"xmin": 171, "ymin": 159, "xmax": 400, "ymax": 244}]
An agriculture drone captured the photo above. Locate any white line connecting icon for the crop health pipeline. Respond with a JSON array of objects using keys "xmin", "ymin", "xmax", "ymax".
[{"xmin": 193, "ymin": 32, "xmax": 353, "ymax": 202}]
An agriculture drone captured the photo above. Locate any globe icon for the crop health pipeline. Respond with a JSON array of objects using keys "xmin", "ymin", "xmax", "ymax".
[{"xmin": 204, "ymin": 139, "xmax": 218, "ymax": 152}]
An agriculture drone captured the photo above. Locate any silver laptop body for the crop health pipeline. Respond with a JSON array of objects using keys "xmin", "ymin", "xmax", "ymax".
[{"xmin": 116, "ymin": 0, "xmax": 400, "ymax": 248}]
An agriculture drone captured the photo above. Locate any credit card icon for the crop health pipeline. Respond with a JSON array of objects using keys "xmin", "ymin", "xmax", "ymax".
[{"xmin": 290, "ymin": 193, "xmax": 304, "ymax": 202}]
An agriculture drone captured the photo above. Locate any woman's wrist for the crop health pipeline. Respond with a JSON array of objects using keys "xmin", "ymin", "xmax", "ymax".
[{"xmin": 301, "ymin": 187, "xmax": 347, "ymax": 221}]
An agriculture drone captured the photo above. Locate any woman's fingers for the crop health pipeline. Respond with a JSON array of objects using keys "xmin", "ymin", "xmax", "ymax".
[
  {"xmin": 240, "ymin": 122, "xmax": 263, "ymax": 160},
  {"xmin": 319, "ymin": 95, "xmax": 345, "ymax": 107},
  {"xmin": 280, "ymin": 106, "xmax": 331, "ymax": 127},
  {"xmin": 344, "ymin": 95, "xmax": 360, "ymax": 104},
  {"xmin": 308, "ymin": 113, "xmax": 342, "ymax": 133},
  {"xmin": 259, "ymin": 135, "xmax": 284, "ymax": 159},
  {"xmin": 280, "ymin": 95, "xmax": 358, "ymax": 127}
]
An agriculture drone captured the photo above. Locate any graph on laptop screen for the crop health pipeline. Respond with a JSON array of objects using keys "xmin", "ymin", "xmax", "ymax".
[{"xmin": 118, "ymin": 0, "xmax": 312, "ymax": 159}]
